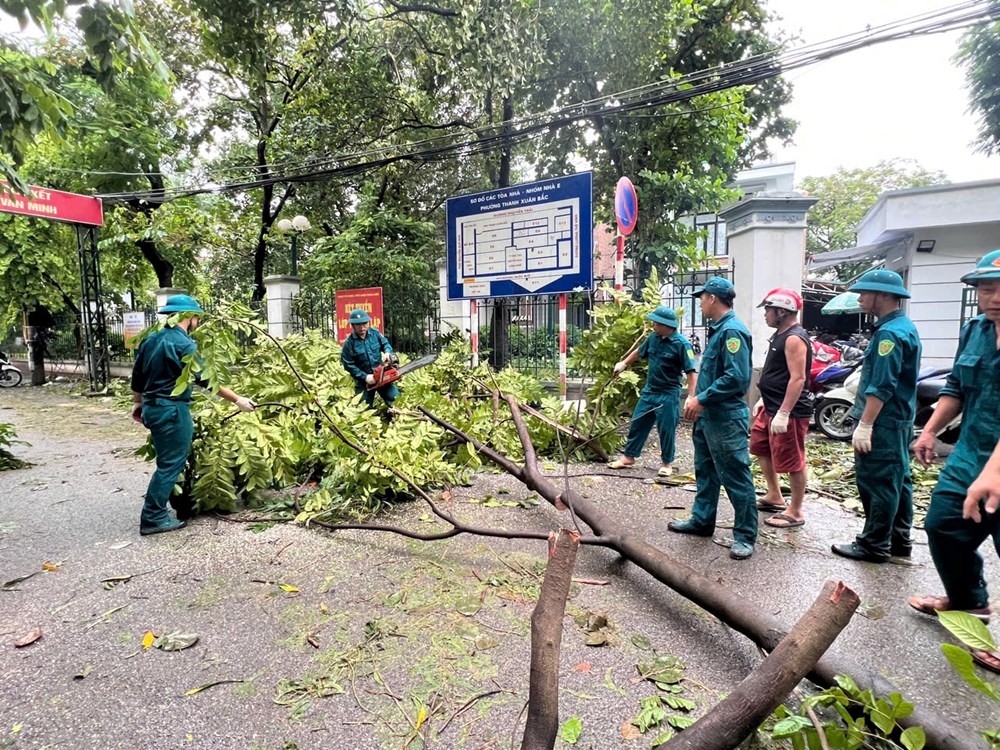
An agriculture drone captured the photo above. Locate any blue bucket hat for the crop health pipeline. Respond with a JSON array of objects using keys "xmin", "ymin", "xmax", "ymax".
[
  {"xmin": 848, "ymin": 269, "xmax": 910, "ymax": 298},
  {"xmin": 158, "ymin": 294, "xmax": 204, "ymax": 315},
  {"xmin": 692, "ymin": 276, "xmax": 735, "ymax": 301},
  {"xmin": 348, "ymin": 309, "xmax": 371, "ymax": 324},
  {"xmin": 647, "ymin": 306, "xmax": 678, "ymax": 327},
  {"xmin": 961, "ymin": 249, "xmax": 1000, "ymax": 285}
]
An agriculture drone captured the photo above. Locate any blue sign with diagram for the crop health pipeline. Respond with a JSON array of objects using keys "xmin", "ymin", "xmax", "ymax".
[{"xmin": 446, "ymin": 172, "xmax": 593, "ymax": 300}]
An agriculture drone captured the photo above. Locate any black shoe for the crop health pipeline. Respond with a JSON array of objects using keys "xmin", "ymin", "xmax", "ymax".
[
  {"xmin": 890, "ymin": 544, "xmax": 912, "ymax": 558},
  {"xmin": 667, "ymin": 519, "xmax": 713, "ymax": 537},
  {"xmin": 140, "ymin": 519, "xmax": 187, "ymax": 536},
  {"xmin": 831, "ymin": 541, "xmax": 888, "ymax": 564}
]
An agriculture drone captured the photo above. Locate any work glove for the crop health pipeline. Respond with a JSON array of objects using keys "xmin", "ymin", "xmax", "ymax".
[
  {"xmin": 131, "ymin": 403, "xmax": 143, "ymax": 424},
  {"xmin": 381, "ymin": 351, "xmax": 390, "ymax": 363},
  {"xmin": 235, "ymin": 396, "xmax": 257, "ymax": 413},
  {"xmin": 752, "ymin": 398, "xmax": 764, "ymax": 418},
  {"xmin": 852, "ymin": 421, "xmax": 873, "ymax": 454},
  {"xmin": 365, "ymin": 374, "xmax": 376, "ymax": 386},
  {"xmin": 613, "ymin": 360, "xmax": 627, "ymax": 375},
  {"xmin": 770, "ymin": 410, "xmax": 790, "ymax": 435}
]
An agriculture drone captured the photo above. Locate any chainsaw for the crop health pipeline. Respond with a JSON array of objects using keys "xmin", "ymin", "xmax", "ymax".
[{"xmin": 367, "ymin": 353, "xmax": 438, "ymax": 390}]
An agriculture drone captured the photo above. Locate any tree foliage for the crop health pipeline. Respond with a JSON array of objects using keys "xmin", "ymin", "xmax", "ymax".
[
  {"xmin": 800, "ymin": 159, "xmax": 949, "ymax": 278},
  {"xmin": 958, "ymin": 12, "xmax": 1000, "ymax": 155}
]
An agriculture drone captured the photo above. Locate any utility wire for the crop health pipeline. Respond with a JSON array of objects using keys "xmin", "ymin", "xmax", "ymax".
[{"xmin": 94, "ymin": 0, "xmax": 1000, "ymax": 203}]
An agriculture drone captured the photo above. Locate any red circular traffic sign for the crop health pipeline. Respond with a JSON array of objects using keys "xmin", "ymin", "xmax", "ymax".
[{"xmin": 615, "ymin": 176, "xmax": 638, "ymax": 236}]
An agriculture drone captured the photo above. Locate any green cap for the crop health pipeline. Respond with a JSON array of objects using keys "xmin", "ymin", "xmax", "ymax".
[
  {"xmin": 692, "ymin": 276, "xmax": 735, "ymax": 300},
  {"xmin": 961, "ymin": 249, "xmax": 1000, "ymax": 285},
  {"xmin": 646, "ymin": 306, "xmax": 678, "ymax": 327},
  {"xmin": 349, "ymin": 309, "xmax": 371, "ymax": 324},
  {"xmin": 158, "ymin": 294, "xmax": 204, "ymax": 314},
  {"xmin": 848, "ymin": 269, "xmax": 910, "ymax": 298}
]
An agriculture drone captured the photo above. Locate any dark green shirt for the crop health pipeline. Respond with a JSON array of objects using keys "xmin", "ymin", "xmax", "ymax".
[
  {"xmin": 940, "ymin": 315, "xmax": 1000, "ymax": 480},
  {"xmin": 696, "ymin": 310, "xmax": 752, "ymax": 417},
  {"xmin": 850, "ymin": 309, "xmax": 921, "ymax": 425},
  {"xmin": 130, "ymin": 326, "xmax": 204, "ymax": 402},
  {"xmin": 638, "ymin": 331, "xmax": 697, "ymax": 394},
  {"xmin": 340, "ymin": 328, "xmax": 394, "ymax": 382}
]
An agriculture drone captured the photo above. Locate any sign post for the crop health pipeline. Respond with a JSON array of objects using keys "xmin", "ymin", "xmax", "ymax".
[
  {"xmin": 123, "ymin": 311, "xmax": 147, "ymax": 349},
  {"xmin": 614, "ymin": 176, "xmax": 638, "ymax": 296},
  {"xmin": 558, "ymin": 293, "xmax": 567, "ymax": 400}
]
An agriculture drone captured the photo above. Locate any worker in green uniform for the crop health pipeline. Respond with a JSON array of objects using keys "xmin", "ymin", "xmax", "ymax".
[
  {"xmin": 131, "ymin": 295, "xmax": 256, "ymax": 536},
  {"xmin": 831, "ymin": 269, "xmax": 921, "ymax": 563},
  {"xmin": 908, "ymin": 250, "xmax": 1000, "ymax": 628},
  {"xmin": 668, "ymin": 277, "xmax": 758, "ymax": 560},
  {"xmin": 607, "ymin": 306, "xmax": 697, "ymax": 476},
  {"xmin": 340, "ymin": 308, "xmax": 398, "ymax": 408}
]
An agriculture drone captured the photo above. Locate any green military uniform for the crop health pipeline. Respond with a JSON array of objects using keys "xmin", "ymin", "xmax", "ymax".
[
  {"xmin": 131, "ymin": 324, "xmax": 205, "ymax": 531},
  {"xmin": 622, "ymin": 322, "xmax": 697, "ymax": 464},
  {"xmin": 925, "ymin": 312, "xmax": 1000, "ymax": 609},
  {"xmin": 686, "ymin": 308, "xmax": 757, "ymax": 548},
  {"xmin": 341, "ymin": 326, "xmax": 398, "ymax": 407},
  {"xmin": 849, "ymin": 308, "xmax": 921, "ymax": 558}
]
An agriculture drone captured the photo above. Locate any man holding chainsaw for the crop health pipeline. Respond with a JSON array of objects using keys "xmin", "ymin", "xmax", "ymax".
[
  {"xmin": 831, "ymin": 269, "xmax": 921, "ymax": 564},
  {"xmin": 909, "ymin": 250, "xmax": 1000, "ymax": 631},
  {"xmin": 340, "ymin": 308, "xmax": 398, "ymax": 408}
]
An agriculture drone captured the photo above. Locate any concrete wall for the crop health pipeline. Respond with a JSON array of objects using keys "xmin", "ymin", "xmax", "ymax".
[{"xmin": 437, "ymin": 258, "xmax": 469, "ymax": 337}]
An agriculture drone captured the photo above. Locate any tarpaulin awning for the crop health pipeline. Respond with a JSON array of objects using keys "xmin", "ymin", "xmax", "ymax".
[{"xmin": 807, "ymin": 236, "xmax": 910, "ymax": 271}]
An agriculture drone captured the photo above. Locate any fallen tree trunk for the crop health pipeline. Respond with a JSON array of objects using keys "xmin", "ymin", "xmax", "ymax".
[
  {"xmin": 521, "ymin": 529, "xmax": 580, "ymax": 750},
  {"xmin": 417, "ymin": 401, "xmax": 978, "ymax": 750},
  {"xmin": 661, "ymin": 579, "xmax": 860, "ymax": 750}
]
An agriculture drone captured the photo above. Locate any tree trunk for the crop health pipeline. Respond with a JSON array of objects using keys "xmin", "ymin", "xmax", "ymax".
[
  {"xmin": 128, "ymin": 169, "xmax": 173, "ymax": 288},
  {"xmin": 660, "ymin": 579, "xmax": 860, "ymax": 750},
  {"xmin": 521, "ymin": 529, "xmax": 580, "ymax": 750},
  {"xmin": 418, "ymin": 398, "xmax": 979, "ymax": 750},
  {"xmin": 486, "ymin": 94, "xmax": 516, "ymax": 370}
]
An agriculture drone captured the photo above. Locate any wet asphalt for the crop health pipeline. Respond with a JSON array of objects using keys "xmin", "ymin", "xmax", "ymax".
[{"xmin": 1, "ymin": 384, "xmax": 998, "ymax": 750}]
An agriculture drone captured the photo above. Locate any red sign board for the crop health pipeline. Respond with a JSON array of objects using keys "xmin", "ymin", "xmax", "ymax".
[
  {"xmin": 335, "ymin": 287, "xmax": 384, "ymax": 343},
  {"xmin": 0, "ymin": 182, "xmax": 104, "ymax": 226}
]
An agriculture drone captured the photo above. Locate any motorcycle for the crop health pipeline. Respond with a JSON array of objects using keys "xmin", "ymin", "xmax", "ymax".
[
  {"xmin": 814, "ymin": 365, "xmax": 961, "ymax": 442},
  {"xmin": 0, "ymin": 349, "xmax": 23, "ymax": 388}
]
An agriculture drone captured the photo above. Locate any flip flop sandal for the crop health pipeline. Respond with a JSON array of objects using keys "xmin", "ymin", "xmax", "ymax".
[
  {"xmin": 608, "ymin": 459, "xmax": 635, "ymax": 470},
  {"xmin": 907, "ymin": 594, "xmax": 992, "ymax": 623},
  {"xmin": 657, "ymin": 466, "xmax": 674, "ymax": 477},
  {"xmin": 756, "ymin": 501, "xmax": 787, "ymax": 513},
  {"xmin": 765, "ymin": 512, "xmax": 805, "ymax": 528},
  {"xmin": 972, "ymin": 649, "xmax": 1000, "ymax": 675}
]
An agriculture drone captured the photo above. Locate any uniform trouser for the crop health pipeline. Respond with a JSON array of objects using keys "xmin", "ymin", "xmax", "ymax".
[
  {"xmin": 355, "ymin": 380, "xmax": 400, "ymax": 408},
  {"xmin": 689, "ymin": 414, "xmax": 758, "ymax": 546},
  {"xmin": 141, "ymin": 401, "xmax": 193, "ymax": 528},
  {"xmin": 854, "ymin": 421, "xmax": 913, "ymax": 557},
  {"xmin": 623, "ymin": 391, "xmax": 680, "ymax": 463},
  {"xmin": 925, "ymin": 475, "xmax": 1000, "ymax": 610}
]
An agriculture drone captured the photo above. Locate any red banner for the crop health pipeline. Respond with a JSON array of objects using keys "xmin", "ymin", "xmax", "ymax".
[
  {"xmin": 0, "ymin": 182, "xmax": 104, "ymax": 226},
  {"xmin": 335, "ymin": 287, "xmax": 384, "ymax": 343}
]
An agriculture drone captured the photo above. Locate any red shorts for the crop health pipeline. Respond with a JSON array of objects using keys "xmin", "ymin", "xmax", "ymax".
[{"xmin": 749, "ymin": 411, "xmax": 809, "ymax": 473}]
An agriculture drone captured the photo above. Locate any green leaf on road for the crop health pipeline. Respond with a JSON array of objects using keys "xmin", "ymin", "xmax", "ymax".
[
  {"xmin": 938, "ymin": 611, "xmax": 998, "ymax": 651},
  {"xmin": 560, "ymin": 716, "xmax": 582, "ymax": 744}
]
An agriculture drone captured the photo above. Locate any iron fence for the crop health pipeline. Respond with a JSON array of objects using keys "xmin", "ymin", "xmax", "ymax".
[{"xmin": 961, "ymin": 286, "xmax": 979, "ymax": 329}]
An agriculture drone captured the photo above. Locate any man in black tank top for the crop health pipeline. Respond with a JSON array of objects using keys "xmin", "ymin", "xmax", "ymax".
[{"xmin": 750, "ymin": 288, "xmax": 813, "ymax": 528}]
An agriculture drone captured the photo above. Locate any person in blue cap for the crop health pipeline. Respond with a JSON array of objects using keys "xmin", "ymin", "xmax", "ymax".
[
  {"xmin": 340, "ymin": 308, "xmax": 397, "ymax": 408},
  {"xmin": 131, "ymin": 294, "xmax": 257, "ymax": 536},
  {"xmin": 668, "ymin": 277, "xmax": 758, "ymax": 560},
  {"xmin": 831, "ymin": 268, "xmax": 921, "ymax": 563},
  {"xmin": 607, "ymin": 305, "xmax": 697, "ymax": 476},
  {"xmin": 908, "ymin": 250, "xmax": 1000, "ymax": 640}
]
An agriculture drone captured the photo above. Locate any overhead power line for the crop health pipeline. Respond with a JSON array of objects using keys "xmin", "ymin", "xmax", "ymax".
[{"xmin": 94, "ymin": 0, "xmax": 1000, "ymax": 204}]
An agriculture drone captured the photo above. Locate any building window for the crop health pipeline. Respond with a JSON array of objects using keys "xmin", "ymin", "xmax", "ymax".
[{"xmin": 694, "ymin": 213, "xmax": 727, "ymax": 256}]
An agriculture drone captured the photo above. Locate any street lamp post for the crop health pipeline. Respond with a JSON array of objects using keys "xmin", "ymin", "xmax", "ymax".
[{"xmin": 276, "ymin": 214, "xmax": 312, "ymax": 277}]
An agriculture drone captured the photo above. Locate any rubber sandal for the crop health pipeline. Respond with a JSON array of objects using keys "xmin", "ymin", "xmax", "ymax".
[
  {"xmin": 972, "ymin": 649, "xmax": 1000, "ymax": 675},
  {"xmin": 907, "ymin": 594, "xmax": 992, "ymax": 623},
  {"xmin": 608, "ymin": 458, "xmax": 635, "ymax": 469},
  {"xmin": 657, "ymin": 466, "xmax": 674, "ymax": 477},
  {"xmin": 756, "ymin": 500, "xmax": 787, "ymax": 513},
  {"xmin": 765, "ymin": 512, "xmax": 805, "ymax": 529}
]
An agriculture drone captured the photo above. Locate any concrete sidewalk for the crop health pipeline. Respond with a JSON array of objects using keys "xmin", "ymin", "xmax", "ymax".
[{"xmin": 1, "ymin": 385, "xmax": 997, "ymax": 749}]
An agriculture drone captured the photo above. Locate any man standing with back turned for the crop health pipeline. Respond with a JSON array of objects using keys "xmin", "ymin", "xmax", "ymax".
[
  {"xmin": 668, "ymin": 277, "xmax": 758, "ymax": 560},
  {"xmin": 831, "ymin": 269, "xmax": 921, "ymax": 563}
]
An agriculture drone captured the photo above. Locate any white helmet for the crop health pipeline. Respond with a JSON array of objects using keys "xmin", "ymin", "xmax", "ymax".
[{"xmin": 756, "ymin": 287, "xmax": 802, "ymax": 312}]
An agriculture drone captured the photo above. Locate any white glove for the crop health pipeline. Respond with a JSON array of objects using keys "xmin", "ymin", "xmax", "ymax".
[
  {"xmin": 852, "ymin": 422, "xmax": 873, "ymax": 454},
  {"xmin": 770, "ymin": 410, "xmax": 790, "ymax": 435},
  {"xmin": 613, "ymin": 361, "xmax": 628, "ymax": 375},
  {"xmin": 752, "ymin": 398, "xmax": 764, "ymax": 418},
  {"xmin": 365, "ymin": 374, "xmax": 376, "ymax": 386},
  {"xmin": 235, "ymin": 396, "xmax": 256, "ymax": 413}
]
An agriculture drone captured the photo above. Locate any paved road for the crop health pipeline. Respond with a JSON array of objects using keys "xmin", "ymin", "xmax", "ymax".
[{"xmin": 1, "ymin": 385, "xmax": 997, "ymax": 749}]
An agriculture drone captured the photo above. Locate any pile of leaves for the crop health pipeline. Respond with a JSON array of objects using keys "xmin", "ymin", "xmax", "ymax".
[
  {"xmin": 0, "ymin": 422, "xmax": 29, "ymax": 470},
  {"xmin": 134, "ymin": 305, "xmax": 620, "ymax": 523}
]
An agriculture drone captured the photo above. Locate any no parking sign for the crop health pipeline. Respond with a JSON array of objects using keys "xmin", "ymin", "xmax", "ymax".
[{"xmin": 615, "ymin": 176, "xmax": 638, "ymax": 236}]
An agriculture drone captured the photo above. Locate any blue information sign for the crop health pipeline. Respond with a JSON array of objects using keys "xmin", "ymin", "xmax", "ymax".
[{"xmin": 446, "ymin": 172, "xmax": 593, "ymax": 300}]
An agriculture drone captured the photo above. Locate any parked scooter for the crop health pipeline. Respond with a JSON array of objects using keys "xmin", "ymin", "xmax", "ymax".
[
  {"xmin": 814, "ymin": 366, "xmax": 961, "ymax": 442},
  {"xmin": 0, "ymin": 349, "xmax": 23, "ymax": 388}
]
